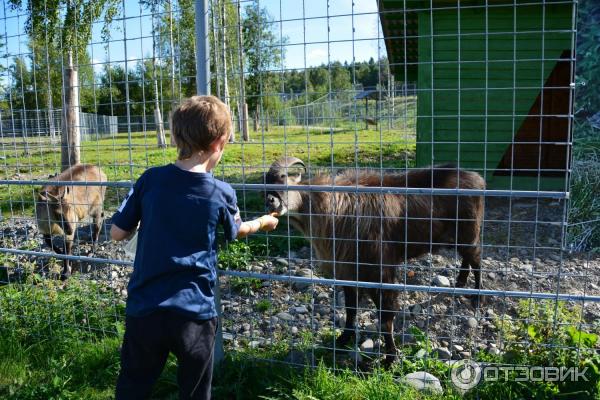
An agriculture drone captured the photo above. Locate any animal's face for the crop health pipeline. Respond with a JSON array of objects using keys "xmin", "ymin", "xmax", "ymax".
[
  {"xmin": 265, "ymin": 157, "xmax": 305, "ymax": 216},
  {"xmin": 36, "ymin": 187, "xmax": 76, "ymax": 236}
]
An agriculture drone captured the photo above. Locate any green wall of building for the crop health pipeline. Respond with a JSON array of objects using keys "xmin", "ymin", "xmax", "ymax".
[{"xmin": 414, "ymin": 3, "xmax": 573, "ymax": 190}]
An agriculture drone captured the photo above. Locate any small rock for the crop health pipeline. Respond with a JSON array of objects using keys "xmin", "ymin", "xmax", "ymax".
[
  {"xmin": 432, "ymin": 275, "xmax": 450, "ymax": 287},
  {"xmin": 451, "ymin": 344, "xmax": 464, "ymax": 352},
  {"xmin": 222, "ymin": 332, "xmax": 234, "ymax": 342},
  {"xmin": 400, "ymin": 372, "xmax": 443, "ymax": 394},
  {"xmin": 487, "ymin": 272, "xmax": 497, "ymax": 280},
  {"xmin": 466, "ymin": 317, "xmax": 478, "ymax": 329},
  {"xmin": 110, "ymin": 271, "xmax": 119, "ymax": 280},
  {"xmin": 489, "ymin": 347, "xmax": 501, "ymax": 356},
  {"xmin": 276, "ymin": 312, "xmax": 294, "ymax": 322},
  {"xmin": 317, "ymin": 292, "xmax": 329, "ymax": 300},
  {"xmin": 415, "ymin": 348, "xmax": 428, "ymax": 359},
  {"xmin": 275, "ymin": 258, "xmax": 289, "ymax": 267},
  {"xmin": 522, "ymin": 264, "xmax": 533, "ymax": 274},
  {"xmin": 411, "ymin": 304, "xmax": 422, "ymax": 316},
  {"xmin": 460, "ymin": 351, "xmax": 472, "ymax": 359},
  {"xmin": 360, "ymin": 339, "xmax": 374, "ymax": 352},
  {"xmin": 293, "ymin": 305, "xmax": 308, "ymax": 314},
  {"xmin": 432, "ymin": 347, "xmax": 452, "ymax": 360},
  {"xmin": 291, "ymin": 326, "xmax": 298, "ymax": 335},
  {"xmin": 242, "ymin": 323, "xmax": 251, "ymax": 332},
  {"xmin": 270, "ymin": 316, "xmax": 279, "ymax": 325}
]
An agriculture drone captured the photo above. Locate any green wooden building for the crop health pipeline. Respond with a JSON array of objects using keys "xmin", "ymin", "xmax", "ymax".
[{"xmin": 379, "ymin": 0, "xmax": 576, "ymax": 190}]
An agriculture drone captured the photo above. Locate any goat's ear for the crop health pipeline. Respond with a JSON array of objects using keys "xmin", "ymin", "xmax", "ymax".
[
  {"xmin": 55, "ymin": 185, "xmax": 66, "ymax": 199},
  {"xmin": 37, "ymin": 190, "xmax": 48, "ymax": 202}
]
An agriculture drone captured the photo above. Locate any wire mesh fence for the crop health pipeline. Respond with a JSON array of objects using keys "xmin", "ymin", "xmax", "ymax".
[{"xmin": 0, "ymin": 0, "xmax": 598, "ymax": 396}]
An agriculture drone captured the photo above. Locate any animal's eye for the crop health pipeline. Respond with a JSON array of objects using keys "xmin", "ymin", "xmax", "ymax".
[{"xmin": 280, "ymin": 174, "xmax": 286, "ymax": 179}]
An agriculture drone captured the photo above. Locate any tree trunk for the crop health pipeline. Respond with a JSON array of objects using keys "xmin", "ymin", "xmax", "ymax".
[
  {"xmin": 253, "ymin": 108, "xmax": 259, "ymax": 132},
  {"xmin": 152, "ymin": 7, "xmax": 167, "ymax": 148},
  {"xmin": 237, "ymin": 1, "xmax": 249, "ymax": 141},
  {"xmin": 240, "ymin": 103, "xmax": 249, "ymax": 141},
  {"xmin": 265, "ymin": 110, "xmax": 269, "ymax": 131},
  {"xmin": 48, "ymin": 93, "xmax": 56, "ymax": 142},
  {"xmin": 61, "ymin": 51, "xmax": 80, "ymax": 171},
  {"xmin": 154, "ymin": 95, "xmax": 166, "ymax": 148},
  {"xmin": 221, "ymin": 0, "xmax": 234, "ymax": 143},
  {"xmin": 168, "ymin": 0, "xmax": 177, "ymax": 108}
]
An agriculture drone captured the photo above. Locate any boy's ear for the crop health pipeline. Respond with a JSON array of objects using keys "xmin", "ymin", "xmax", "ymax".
[{"xmin": 209, "ymin": 135, "xmax": 227, "ymax": 152}]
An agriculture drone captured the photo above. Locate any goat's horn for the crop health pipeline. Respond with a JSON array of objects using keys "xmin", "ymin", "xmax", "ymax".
[{"xmin": 272, "ymin": 156, "xmax": 306, "ymax": 172}]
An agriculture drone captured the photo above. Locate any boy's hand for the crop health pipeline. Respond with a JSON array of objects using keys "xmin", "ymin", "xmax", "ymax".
[{"xmin": 259, "ymin": 213, "xmax": 279, "ymax": 232}]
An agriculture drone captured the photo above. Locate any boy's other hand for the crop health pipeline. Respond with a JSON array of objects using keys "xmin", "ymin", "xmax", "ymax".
[{"xmin": 259, "ymin": 214, "xmax": 279, "ymax": 232}]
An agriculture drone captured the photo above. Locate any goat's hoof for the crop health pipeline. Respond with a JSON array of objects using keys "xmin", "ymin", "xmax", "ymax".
[
  {"xmin": 469, "ymin": 294, "xmax": 485, "ymax": 308},
  {"xmin": 336, "ymin": 331, "xmax": 354, "ymax": 348},
  {"xmin": 60, "ymin": 272, "xmax": 71, "ymax": 281},
  {"xmin": 383, "ymin": 353, "xmax": 397, "ymax": 368}
]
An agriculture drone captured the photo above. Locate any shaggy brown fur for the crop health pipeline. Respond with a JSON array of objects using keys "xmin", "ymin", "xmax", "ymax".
[
  {"xmin": 35, "ymin": 164, "xmax": 107, "ymax": 279},
  {"xmin": 265, "ymin": 157, "xmax": 485, "ymax": 364}
]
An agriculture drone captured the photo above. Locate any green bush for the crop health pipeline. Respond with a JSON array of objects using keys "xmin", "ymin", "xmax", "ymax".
[{"xmin": 469, "ymin": 300, "xmax": 600, "ymax": 399}]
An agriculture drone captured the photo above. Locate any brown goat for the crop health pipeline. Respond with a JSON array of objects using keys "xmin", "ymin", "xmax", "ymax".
[
  {"xmin": 265, "ymin": 157, "xmax": 485, "ymax": 365},
  {"xmin": 35, "ymin": 164, "xmax": 107, "ymax": 279}
]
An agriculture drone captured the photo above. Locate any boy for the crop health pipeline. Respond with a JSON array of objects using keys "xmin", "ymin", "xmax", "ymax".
[{"xmin": 111, "ymin": 95, "xmax": 278, "ymax": 399}]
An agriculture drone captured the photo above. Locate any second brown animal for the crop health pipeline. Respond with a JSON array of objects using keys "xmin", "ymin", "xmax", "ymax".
[{"xmin": 35, "ymin": 164, "xmax": 107, "ymax": 279}]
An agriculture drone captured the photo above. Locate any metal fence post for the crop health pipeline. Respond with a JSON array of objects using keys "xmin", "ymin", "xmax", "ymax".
[{"xmin": 195, "ymin": 0, "xmax": 224, "ymax": 364}]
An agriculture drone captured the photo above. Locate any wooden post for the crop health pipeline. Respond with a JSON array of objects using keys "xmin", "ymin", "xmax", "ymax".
[
  {"xmin": 265, "ymin": 110, "xmax": 269, "ymax": 132},
  {"xmin": 241, "ymin": 103, "xmax": 249, "ymax": 141},
  {"xmin": 364, "ymin": 98, "xmax": 368, "ymax": 130},
  {"xmin": 61, "ymin": 53, "xmax": 80, "ymax": 171}
]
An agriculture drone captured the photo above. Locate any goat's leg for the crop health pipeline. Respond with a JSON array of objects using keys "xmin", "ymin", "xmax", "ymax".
[
  {"xmin": 336, "ymin": 286, "xmax": 357, "ymax": 348},
  {"xmin": 91, "ymin": 210, "xmax": 104, "ymax": 244},
  {"xmin": 370, "ymin": 289, "xmax": 398, "ymax": 366},
  {"xmin": 459, "ymin": 245, "xmax": 484, "ymax": 306},
  {"xmin": 61, "ymin": 238, "xmax": 73, "ymax": 280},
  {"xmin": 469, "ymin": 247, "xmax": 484, "ymax": 306},
  {"xmin": 455, "ymin": 258, "xmax": 470, "ymax": 288},
  {"xmin": 43, "ymin": 234, "xmax": 64, "ymax": 254}
]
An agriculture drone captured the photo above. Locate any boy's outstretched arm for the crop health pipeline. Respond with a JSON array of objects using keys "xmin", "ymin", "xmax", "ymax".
[
  {"xmin": 237, "ymin": 214, "xmax": 279, "ymax": 239},
  {"xmin": 111, "ymin": 224, "xmax": 135, "ymax": 241}
]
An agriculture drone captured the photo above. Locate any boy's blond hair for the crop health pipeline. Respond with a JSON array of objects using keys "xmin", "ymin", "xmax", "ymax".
[{"xmin": 170, "ymin": 95, "xmax": 232, "ymax": 160}]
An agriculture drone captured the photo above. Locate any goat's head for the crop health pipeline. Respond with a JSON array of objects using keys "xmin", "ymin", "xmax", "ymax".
[
  {"xmin": 264, "ymin": 157, "xmax": 306, "ymax": 216},
  {"xmin": 35, "ymin": 186, "xmax": 76, "ymax": 236}
]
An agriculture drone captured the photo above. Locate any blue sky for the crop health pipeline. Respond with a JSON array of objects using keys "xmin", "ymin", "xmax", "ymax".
[{"xmin": 0, "ymin": 0, "xmax": 386, "ymax": 73}]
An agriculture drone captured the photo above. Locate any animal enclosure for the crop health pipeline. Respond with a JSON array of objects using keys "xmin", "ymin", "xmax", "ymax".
[{"xmin": 0, "ymin": 0, "xmax": 598, "ymax": 397}]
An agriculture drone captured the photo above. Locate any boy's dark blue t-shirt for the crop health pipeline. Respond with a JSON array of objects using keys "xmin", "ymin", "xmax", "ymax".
[{"xmin": 111, "ymin": 164, "xmax": 241, "ymax": 320}]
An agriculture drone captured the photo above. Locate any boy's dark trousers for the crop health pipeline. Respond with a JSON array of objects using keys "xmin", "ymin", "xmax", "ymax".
[{"xmin": 115, "ymin": 310, "xmax": 218, "ymax": 400}]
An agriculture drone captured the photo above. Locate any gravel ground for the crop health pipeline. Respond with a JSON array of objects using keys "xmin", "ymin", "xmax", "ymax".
[{"xmin": 1, "ymin": 197, "xmax": 598, "ymax": 368}]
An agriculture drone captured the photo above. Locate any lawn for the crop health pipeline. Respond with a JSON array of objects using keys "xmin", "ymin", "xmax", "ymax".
[{"xmin": 0, "ymin": 121, "xmax": 416, "ymax": 216}]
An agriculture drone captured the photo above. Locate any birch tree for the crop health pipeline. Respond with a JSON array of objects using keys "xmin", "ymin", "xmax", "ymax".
[{"xmin": 8, "ymin": 0, "xmax": 120, "ymax": 170}]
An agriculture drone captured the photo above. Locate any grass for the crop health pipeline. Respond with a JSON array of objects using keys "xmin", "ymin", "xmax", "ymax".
[
  {"xmin": 1, "ymin": 122, "xmax": 416, "ymax": 216},
  {"xmin": 569, "ymin": 121, "xmax": 600, "ymax": 251},
  {"xmin": 0, "ymin": 276, "xmax": 598, "ymax": 399}
]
